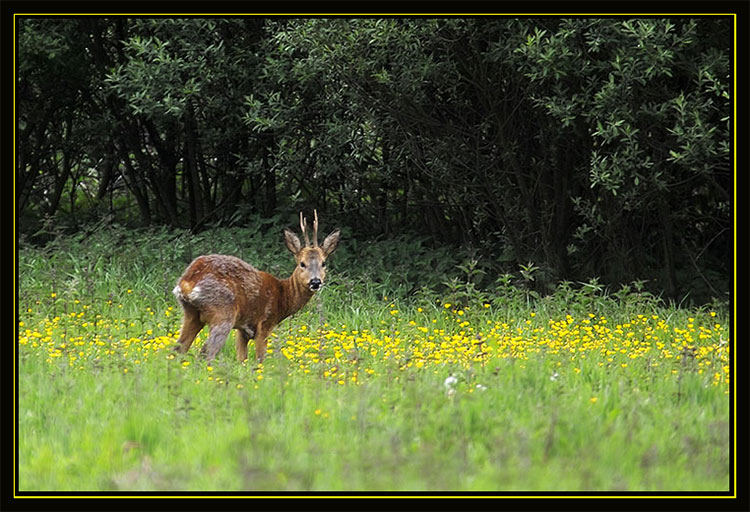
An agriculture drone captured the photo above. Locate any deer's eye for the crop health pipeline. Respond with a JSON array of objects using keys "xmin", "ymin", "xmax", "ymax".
[
  {"xmin": 300, "ymin": 262, "xmax": 306, "ymax": 269},
  {"xmin": 322, "ymin": 261, "xmax": 326, "ymax": 268}
]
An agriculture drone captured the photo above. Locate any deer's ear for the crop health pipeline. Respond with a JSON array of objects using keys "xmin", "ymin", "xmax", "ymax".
[
  {"xmin": 321, "ymin": 229, "xmax": 341, "ymax": 257},
  {"xmin": 284, "ymin": 229, "xmax": 302, "ymax": 255}
]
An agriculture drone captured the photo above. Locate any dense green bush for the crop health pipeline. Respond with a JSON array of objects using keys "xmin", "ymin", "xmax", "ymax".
[{"xmin": 17, "ymin": 17, "xmax": 733, "ymax": 304}]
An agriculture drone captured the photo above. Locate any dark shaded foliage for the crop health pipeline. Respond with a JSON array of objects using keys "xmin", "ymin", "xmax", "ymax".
[{"xmin": 16, "ymin": 17, "xmax": 733, "ymax": 303}]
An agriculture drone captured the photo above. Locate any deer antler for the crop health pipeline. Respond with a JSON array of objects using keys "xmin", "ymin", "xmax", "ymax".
[
  {"xmin": 313, "ymin": 209, "xmax": 319, "ymax": 248},
  {"xmin": 300, "ymin": 211, "xmax": 311, "ymax": 247}
]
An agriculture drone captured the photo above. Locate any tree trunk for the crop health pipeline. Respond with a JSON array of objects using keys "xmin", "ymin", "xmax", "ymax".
[
  {"xmin": 183, "ymin": 106, "xmax": 201, "ymax": 228},
  {"xmin": 118, "ymin": 153, "xmax": 151, "ymax": 225},
  {"xmin": 658, "ymin": 197, "xmax": 678, "ymax": 299}
]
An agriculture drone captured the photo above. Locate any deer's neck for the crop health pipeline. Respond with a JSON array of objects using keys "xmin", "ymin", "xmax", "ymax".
[{"xmin": 279, "ymin": 274, "xmax": 315, "ymax": 322}]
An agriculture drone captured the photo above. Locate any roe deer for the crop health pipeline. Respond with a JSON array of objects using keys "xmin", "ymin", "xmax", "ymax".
[{"xmin": 172, "ymin": 210, "xmax": 340, "ymax": 363}]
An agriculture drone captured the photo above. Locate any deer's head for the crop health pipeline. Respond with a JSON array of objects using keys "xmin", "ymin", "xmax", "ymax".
[{"xmin": 284, "ymin": 210, "xmax": 340, "ymax": 292}]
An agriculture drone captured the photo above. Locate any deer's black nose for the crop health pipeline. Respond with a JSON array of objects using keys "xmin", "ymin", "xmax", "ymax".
[{"xmin": 309, "ymin": 278, "xmax": 322, "ymax": 290}]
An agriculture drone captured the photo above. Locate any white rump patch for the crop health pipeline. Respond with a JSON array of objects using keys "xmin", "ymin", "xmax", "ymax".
[{"xmin": 187, "ymin": 286, "xmax": 202, "ymax": 301}]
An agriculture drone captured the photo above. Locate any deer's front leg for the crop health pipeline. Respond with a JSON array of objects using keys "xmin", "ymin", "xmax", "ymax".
[
  {"xmin": 253, "ymin": 323, "xmax": 275, "ymax": 363},
  {"xmin": 235, "ymin": 326, "xmax": 254, "ymax": 363}
]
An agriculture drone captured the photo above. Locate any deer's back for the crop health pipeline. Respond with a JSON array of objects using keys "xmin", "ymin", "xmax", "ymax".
[{"xmin": 174, "ymin": 255, "xmax": 269, "ymax": 323}]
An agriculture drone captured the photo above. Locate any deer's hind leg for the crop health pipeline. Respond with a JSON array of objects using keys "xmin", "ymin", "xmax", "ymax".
[
  {"xmin": 199, "ymin": 319, "xmax": 234, "ymax": 362},
  {"xmin": 185, "ymin": 277, "xmax": 236, "ymax": 362},
  {"xmin": 174, "ymin": 303, "xmax": 205, "ymax": 354}
]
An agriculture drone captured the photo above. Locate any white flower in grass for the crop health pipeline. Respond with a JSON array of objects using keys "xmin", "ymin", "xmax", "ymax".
[
  {"xmin": 444, "ymin": 375, "xmax": 458, "ymax": 389},
  {"xmin": 475, "ymin": 384, "xmax": 487, "ymax": 391}
]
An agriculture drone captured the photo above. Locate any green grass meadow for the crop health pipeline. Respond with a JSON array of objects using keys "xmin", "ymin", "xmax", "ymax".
[{"xmin": 16, "ymin": 226, "xmax": 731, "ymax": 492}]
